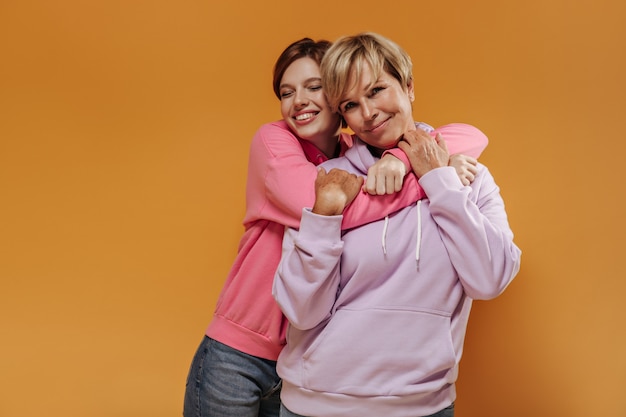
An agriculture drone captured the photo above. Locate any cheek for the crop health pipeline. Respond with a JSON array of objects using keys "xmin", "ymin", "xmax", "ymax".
[
  {"xmin": 397, "ymin": 94, "xmax": 413, "ymax": 114},
  {"xmin": 314, "ymin": 92, "xmax": 331, "ymax": 111},
  {"xmin": 280, "ymin": 100, "xmax": 291, "ymax": 120},
  {"xmin": 342, "ymin": 113, "xmax": 360, "ymax": 129}
]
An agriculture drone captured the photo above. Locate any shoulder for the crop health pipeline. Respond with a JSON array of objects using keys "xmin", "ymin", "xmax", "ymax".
[
  {"xmin": 253, "ymin": 120, "xmax": 295, "ymax": 140},
  {"xmin": 468, "ymin": 163, "xmax": 500, "ymax": 198},
  {"xmin": 250, "ymin": 120, "xmax": 301, "ymax": 156}
]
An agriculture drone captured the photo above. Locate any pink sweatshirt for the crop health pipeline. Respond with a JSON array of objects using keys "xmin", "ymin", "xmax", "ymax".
[{"xmin": 205, "ymin": 120, "xmax": 488, "ymax": 361}]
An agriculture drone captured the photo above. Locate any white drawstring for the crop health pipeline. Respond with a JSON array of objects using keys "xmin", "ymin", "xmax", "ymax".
[
  {"xmin": 415, "ymin": 200, "xmax": 422, "ymax": 262},
  {"xmin": 381, "ymin": 203, "xmax": 422, "ymax": 261},
  {"xmin": 381, "ymin": 215, "xmax": 389, "ymax": 255}
]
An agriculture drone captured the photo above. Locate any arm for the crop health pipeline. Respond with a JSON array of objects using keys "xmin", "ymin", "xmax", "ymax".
[
  {"xmin": 398, "ymin": 131, "xmax": 520, "ymax": 299},
  {"xmin": 273, "ymin": 167, "xmax": 362, "ymax": 329},
  {"xmin": 359, "ymin": 122, "xmax": 486, "ymax": 195},
  {"xmin": 436, "ymin": 123, "xmax": 488, "ymax": 158},
  {"xmin": 248, "ymin": 121, "xmax": 487, "ymax": 231},
  {"xmin": 245, "ymin": 122, "xmax": 319, "ymax": 229},
  {"xmin": 273, "ymin": 210, "xmax": 343, "ymax": 330},
  {"xmin": 340, "ymin": 123, "xmax": 488, "ymax": 229},
  {"xmin": 382, "ymin": 123, "xmax": 488, "ymax": 175},
  {"xmin": 420, "ymin": 166, "xmax": 521, "ymax": 299},
  {"xmin": 248, "ymin": 122, "xmax": 420, "ymax": 230}
]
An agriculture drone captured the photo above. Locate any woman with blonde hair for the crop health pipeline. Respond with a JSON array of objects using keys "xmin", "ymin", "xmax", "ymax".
[{"xmin": 273, "ymin": 32, "xmax": 521, "ymax": 417}]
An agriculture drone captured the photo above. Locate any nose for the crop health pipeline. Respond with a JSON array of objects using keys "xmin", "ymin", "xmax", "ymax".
[
  {"xmin": 294, "ymin": 89, "xmax": 309, "ymax": 108},
  {"xmin": 360, "ymin": 100, "xmax": 377, "ymax": 121}
]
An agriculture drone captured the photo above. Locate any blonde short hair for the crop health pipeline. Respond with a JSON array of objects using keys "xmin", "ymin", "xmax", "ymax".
[{"xmin": 320, "ymin": 32, "xmax": 413, "ymax": 113}]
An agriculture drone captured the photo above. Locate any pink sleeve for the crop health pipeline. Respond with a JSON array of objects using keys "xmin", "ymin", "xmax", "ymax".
[
  {"xmin": 341, "ymin": 174, "xmax": 424, "ymax": 229},
  {"xmin": 244, "ymin": 122, "xmax": 318, "ymax": 229},
  {"xmin": 248, "ymin": 122, "xmax": 488, "ymax": 231},
  {"xmin": 435, "ymin": 123, "xmax": 488, "ymax": 158},
  {"xmin": 341, "ymin": 123, "xmax": 488, "ymax": 229},
  {"xmin": 249, "ymin": 123, "xmax": 422, "ymax": 231}
]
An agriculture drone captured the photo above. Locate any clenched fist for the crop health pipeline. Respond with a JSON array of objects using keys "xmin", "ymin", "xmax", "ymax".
[{"xmin": 312, "ymin": 168, "xmax": 364, "ymax": 216}]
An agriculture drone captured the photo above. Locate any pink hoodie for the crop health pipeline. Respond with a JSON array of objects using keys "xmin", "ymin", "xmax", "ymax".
[{"xmin": 205, "ymin": 120, "xmax": 487, "ymax": 361}]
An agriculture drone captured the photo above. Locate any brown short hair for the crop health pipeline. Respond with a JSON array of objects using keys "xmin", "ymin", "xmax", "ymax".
[
  {"xmin": 272, "ymin": 38, "xmax": 332, "ymax": 100},
  {"xmin": 320, "ymin": 32, "xmax": 413, "ymax": 112}
]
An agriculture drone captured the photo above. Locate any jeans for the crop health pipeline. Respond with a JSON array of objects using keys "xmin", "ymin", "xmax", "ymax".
[
  {"xmin": 184, "ymin": 336, "xmax": 282, "ymax": 417},
  {"xmin": 280, "ymin": 402, "xmax": 454, "ymax": 417}
]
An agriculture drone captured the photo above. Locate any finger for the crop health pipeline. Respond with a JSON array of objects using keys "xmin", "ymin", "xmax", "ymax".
[
  {"xmin": 376, "ymin": 173, "xmax": 386, "ymax": 195},
  {"xmin": 435, "ymin": 133, "xmax": 449, "ymax": 153},
  {"xmin": 365, "ymin": 170, "xmax": 377, "ymax": 194},
  {"xmin": 394, "ymin": 172, "xmax": 403, "ymax": 192},
  {"xmin": 385, "ymin": 173, "xmax": 396, "ymax": 195}
]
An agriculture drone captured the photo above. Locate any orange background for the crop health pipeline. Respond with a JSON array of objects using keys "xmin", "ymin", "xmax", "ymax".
[{"xmin": 1, "ymin": 1, "xmax": 625, "ymax": 416}]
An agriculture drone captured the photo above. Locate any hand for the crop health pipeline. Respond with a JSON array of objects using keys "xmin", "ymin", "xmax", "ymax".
[
  {"xmin": 397, "ymin": 131, "xmax": 449, "ymax": 177},
  {"xmin": 365, "ymin": 153, "xmax": 406, "ymax": 195},
  {"xmin": 312, "ymin": 168, "xmax": 364, "ymax": 216},
  {"xmin": 449, "ymin": 154, "xmax": 478, "ymax": 185}
]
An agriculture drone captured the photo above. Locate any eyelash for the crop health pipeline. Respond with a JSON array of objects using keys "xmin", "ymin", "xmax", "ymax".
[
  {"xmin": 342, "ymin": 102, "xmax": 356, "ymax": 113},
  {"xmin": 280, "ymin": 85, "xmax": 322, "ymax": 99}
]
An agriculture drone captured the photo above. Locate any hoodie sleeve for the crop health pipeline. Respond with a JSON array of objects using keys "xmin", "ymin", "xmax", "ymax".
[
  {"xmin": 419, "ymin": 165, "xmax": 521, "ymax": 300},
  {"xmin": 272, "ymin": 209, "xmax": 343, "ymax": 330}
]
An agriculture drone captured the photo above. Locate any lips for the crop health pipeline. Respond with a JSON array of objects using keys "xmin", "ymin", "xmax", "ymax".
[
  {"xmin": 294, "ymin": 111, "xmax": 319, "ymax": 122},
  {"xmin": 364, "ymin": 116, "xmax": 390, "ymax": 133}
]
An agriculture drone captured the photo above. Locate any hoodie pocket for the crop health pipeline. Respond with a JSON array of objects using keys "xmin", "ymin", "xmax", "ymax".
[{"xmin": 301, "ymin": 307, "xmax": 456, "ymax": 397}]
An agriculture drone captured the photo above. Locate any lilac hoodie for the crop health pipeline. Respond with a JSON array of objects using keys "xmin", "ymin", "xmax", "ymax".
[
  {"xmin": 273, "ymin": 138, "xmax": 521, "ymax": 416},
  {"xmin": 205, "ymin": 120, "xmax": 488, "ymax": 361}
]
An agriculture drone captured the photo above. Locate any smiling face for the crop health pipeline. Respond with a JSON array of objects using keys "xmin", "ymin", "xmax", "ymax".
[
  {"xmin": 279, "ymin": 57, "xmax": 342, "ymax": 151},
  {"xmin": 338, "ymin": 60, "xmax": 415, "ymax": 151}
]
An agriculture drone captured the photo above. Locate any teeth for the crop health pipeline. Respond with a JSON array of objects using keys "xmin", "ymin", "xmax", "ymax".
[{"xmin": 295, "ymin": 113, "xmax": 315, "ymax": 121}]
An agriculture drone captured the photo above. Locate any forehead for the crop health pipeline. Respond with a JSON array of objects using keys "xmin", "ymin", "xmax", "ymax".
[
  {"xmin": 344, "ymin": 60, "xmax": 390, "ymax": 95},
  {"xmin": 281, "ymin": 57, "xmax": 321, "ymax": 85}
]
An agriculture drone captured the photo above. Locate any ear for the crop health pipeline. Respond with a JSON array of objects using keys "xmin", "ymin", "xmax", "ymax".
[{"xmin": 407, "ymin": 78, "xmax": 415, "ymax": 102}]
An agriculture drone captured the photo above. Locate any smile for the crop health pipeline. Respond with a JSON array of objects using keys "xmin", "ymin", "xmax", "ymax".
[
  {"xmin": 294, "ymin": 112, "xmax": 318, "ymax": 121},
  {"xmin": 365, "ymin": 117, "xmax": 390, "ymax": 133}
]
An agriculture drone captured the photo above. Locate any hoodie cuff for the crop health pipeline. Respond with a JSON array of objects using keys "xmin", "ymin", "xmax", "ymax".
[
  {"xmin": 418, "ymin": 166, "xmax": 463, "ymax": 196},
  {"xmin": 299, "ymin": 208, "xmax": 343, "ymax": 243}
]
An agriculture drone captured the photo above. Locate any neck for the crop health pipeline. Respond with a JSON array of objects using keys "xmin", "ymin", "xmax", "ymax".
[
  {"xmin": 321, "ymin": 136, "xmax": 341, "ymax": 159},
  {"xmin": 366, "ymin": 144, "xmax": 384, "ymax": 158},
  {"xmin": 313, "ymin": 131, "xmax": 341, "ymax": 159}
]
